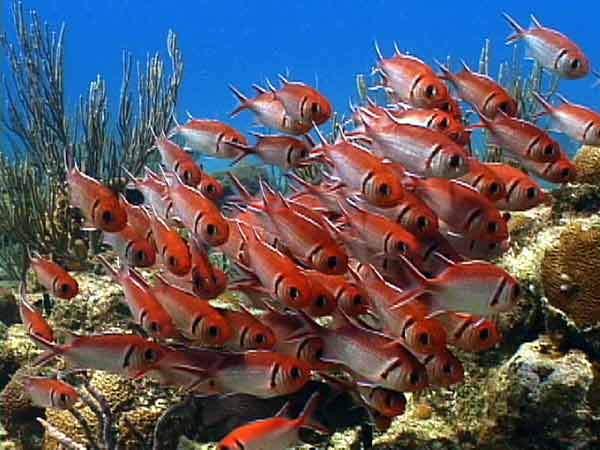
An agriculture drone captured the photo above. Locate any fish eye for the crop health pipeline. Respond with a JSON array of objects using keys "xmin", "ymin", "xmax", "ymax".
[
  {"xmin": 206, "ymin": 224, "xmax": 217, "ymax": 236},
  {"xmin": 195, "ymin": 276, "xmax": 204, "ymax": 288},
  {"xmin": 231, "ymin": 138, "xmax": 240, "ymax": 144},
  {"xmin": 425, "ymin": 84, "xmax": 437, "ymax": 98},
  {"xmin": 289, "ymin": 287, "xmax": 300, "ymax": 299},
  {"xmin": 327, "ymin": 256, "xmax": 338, "ymax": 269},
  {"xmin": 488, "ymin": 242, "xmax": 498, "ymax": 250},
  {"xmin": 311, "ymin": 103, "xmax": 321, "ymax": 115},
  {"xmin": 560, "ymin": 168, "xmax": 571, "ymax": 178},
  {"xmin": 543, "ymin": 144, "xmax": 555, "ymax": 156},
  {"xmin": 208, "ymin": 325, "xmax": 220, "ymax": 337},
  {"xmin": 255, "ymin": 333, "xmax": 266, "ymax": 344},
  {"xmin": 168, "ymin": 255, "xmax": 178, "ymax": 268},
  {"xmin": 290, "ymin": 366, "xmax": 303, "ymax": 379},
  {"xmin": 526, "ymin": 187, "xmax": 537, "ymax": 199},
  {"xmin": 479, "ymin": 328, "xmax": 491, "ymax": 341},
  {"xmin": 144, "ymin": 348, "xmax": 158, "ymax": 362},
  {"xmin": 149, "ymin": 321, "xmax": 161, "ymax": 333},
  {"xmin": 487, "ymin": 222, "xmax": 498, "ymax": 233},
  {"xmin": 440, "ymin": 101, "xmax": 451, "ymax": 112},
  {"xmin": 396, "ymin": 241, "xmax": 408, "ymax": 254},
  {"xmin": 353, "ymin": 294, "xmax": 364, "ymax": 306},
  {"xmin": 136, "ymin": 250, "xmax": 146, "ymax": 264},
  {"xmin": 206, "ymin": 184, "xmax": 216, "ymax": 193},
  {"xmin": 442, "ymin": 363, "xmax": 453, "ymax": 375},
  {"xmin": 438, "ymin": 117, "xmax": 449, "ymax": 130},
  {"xmin": 60, "ymin": 284, "xmax": 71, "ymax": 295},
  {"xmin": 182, "ymin": 171, "xmax": 191, "ymax": 182},
  {"xmin": 299, "ymin": 149, "xmax": 309, "ymax": 158},
  {"xmin": 449, "ymin": 154, "xmax": 462, "ymax": 168},
  {"xmin": 315, "ymin": 295, "xmax": 327, "ymax": 308},
  {"xmin": 314, "ymin": 347, "xmax": 324, "ymax": 359},
  {"xmin": 409, "ymin": 370, "xmax": 422, "ymax": 385},
  {"xmin": 498, "ymin": 102, "xmax": 511, "ymax": 113},
  {"xmin": 102, "ymin": 211, "xmax": 113, "ymax": 223},
  {"xmin": 378, "ymin": 183, "xmax": 391, "ymax": 197},
  {"xmin": 490, "ymin": 183, "xmax": 500, "ymax": 194},
  {"xmin": 570, "ymin": 58, "xmax": 581, "ymax": 70},
  {"xmin": 512, "ymin": 284, "xmax": 521, "ymax": 299},
  {"xmin": 60, "ymin": 393, "xmax": 69, "ymax": 404},
  {"xmin": 418, "ymin": 332, "xmax": 430, "ymax": 346},
  {"xmin": 417, "ymin": 216, "xmax": 429, "ymax": 230}
]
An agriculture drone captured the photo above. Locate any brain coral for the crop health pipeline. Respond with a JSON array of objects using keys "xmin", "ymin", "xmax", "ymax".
[
  {"xmin": 574, "ymin": 145, "xmax": 600, "ymax": 184},
  {"xmin": 541, "ymin": 222, "xmax": 600, "ymax": 329}
]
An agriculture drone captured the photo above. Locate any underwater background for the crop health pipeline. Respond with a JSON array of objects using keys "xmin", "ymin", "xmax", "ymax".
[{"xmin": 0, "ymin": 0, "xmax": 600, "ymax": 449}]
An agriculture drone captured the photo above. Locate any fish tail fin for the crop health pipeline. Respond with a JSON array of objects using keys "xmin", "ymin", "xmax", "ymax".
[
  {"xmin": 229, "ymin": 144, "xmax": 255, "ymax": 166},
  {"xmin": 502, "ymin": 12, "xmax": 525, "ymax": 44},
  {"xmin": 297, "ymin": 392, "xmax": 329, "ymax": 434},
  {"xmin": 228, "ymin": 85, "xmax": 250, "ymax": 117},
  {"xmin": 29, "ymin": 333, "xmax": 60, "ymax": 366}
]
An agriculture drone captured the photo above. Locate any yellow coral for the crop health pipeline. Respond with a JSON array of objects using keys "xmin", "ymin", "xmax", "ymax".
[
  {"xmin": 541, "ymin": 222, "xmax": 600, "ymax": 329},
  {"xmin": 574, "ymin": 145, "xmax": 600, "ymax": 184}
]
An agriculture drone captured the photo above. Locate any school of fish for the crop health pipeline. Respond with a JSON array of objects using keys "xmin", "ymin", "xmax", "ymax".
[{"xmin": 18, "ymin": 13, "xmax": 600, "ymax": 449}]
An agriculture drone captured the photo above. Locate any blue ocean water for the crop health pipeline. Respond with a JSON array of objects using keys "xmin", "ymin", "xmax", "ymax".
[{"xmin": 3, "ymin": 0, "xmax": 599, "ymax": 170}]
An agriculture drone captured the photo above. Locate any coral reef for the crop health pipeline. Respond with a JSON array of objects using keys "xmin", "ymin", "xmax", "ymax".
[{"xmin": 574, "ymin": 145, "xmax": 600, "ymax": 185}]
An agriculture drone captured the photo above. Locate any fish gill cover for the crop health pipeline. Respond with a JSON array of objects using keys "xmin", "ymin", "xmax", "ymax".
[{"xmin": 0, "ymin": 1, "xmax": 599, "ymax": 449}]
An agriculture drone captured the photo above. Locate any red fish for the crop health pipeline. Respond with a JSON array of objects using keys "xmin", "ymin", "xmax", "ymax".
[
  {"xmin": 301, "ymin": 270, "xmax": 338, "ymax": 317},
  {"xmin": 438, "ymin": 221, "xmax": 510, "ymax": 261},
  {"xmin": 391, "ymin": 253, "xmax": 521, "ymax": 316},
  {"xmin": 124, "ymin": 167, "xmax": 174, "ymax": 222},
  {"xmin": 374, "ymin": 44, "xmax": 449, "ymax": 109},
  {"xmin": 503, "ymin": 13, "xmax": 590, "ymax": 79},
  {"xmin": 429, "ymin": 311, "xmax": 502, "ymax": 353},
  {"xmin": 30, "ymin": 331, "xmax": 165, "ymax": 379},
  {"xmin": 119, "ymin": 196, "xmax": 153, "ymax": 241},
  {"xmin": 519, "ymin": 151, "xmax": 576, "ymax": 184},
  {"xmin": 65, "ymin": 154, "xmax": 127, "ymax": 232},
  {"xmin": 22, "ymin": 377, "xmax": 79, "ymax": 409},
  {"xmin": 236, "ymin": 223, "xmax": 312, "ymax": 309},
  {"xmin": 162, "ymin": 169, "xmax": 229, "ymax": 246},
  {"xmin": 312, "ymin": 131, "xmax": 404, "ymax": 208},
  {"xmin": 197, "ymin": 171, "xmax": 225, "ymax": 203},
  {"xmin": 407, "ymin": 177, "xmax": 509, "ymax": 242},
  {"xmin": 171, "ymin": 117, "xmax": 248, "ymax": 159},
  {"xmin": 478, "ymin": 111, "xmax": 560, "ymax": 163},
  {"xmin": 358, "ymin": 110, "xmax": 469, "ymax": 179},
  {"xmin": 301, "ymin": 270, "xmax": 370, "ymax": 317},
  {"xmin": 147, "ymin": 208, "xmax": 191, "ymax": 276},
  {"xmin": 187, "ymin": 235, "xmax": 228, "ymax": 298},
  {"xmin": 459, "ymin": 158, "xmax": 507, "ymax": 202},
  {"xmin": 155, "ymin": 133, "xmax": 203, "ymax": 186},
  {"xmin": 532, "ymin": 92, "xmax": 600, "ymax": 146},
  {"xmin": 150, "ymin": 275, "xmax": 231, "ymax": 346},
  {"xmin": 414, "ymin": 347, "xmax": 464, "ymax": 388},
  {"xmin": 485, "ymin": 163, "xmax": 545, "ymax": 211},
  {"xmin": 272, "ymin": 75, "xmax": 333, "ymax": 126},
  {"xmin": 29, "ymin": 253, "xmax": 79, "ymax": 300},
  {"xmin": 217, "ymin": 392, "xmax": 325, "ymax": 450},
  {"xmin": 217, "ymin": 307, "xmax": 276, "ymax": 350},
  {"xmin": 439, "ymin": 61, "xmax": 519, "ymax": 118},
  {"xmin": 98, "ymin": 257, "xmax": 179, "ymax": 340},
  {"xmin": 229, "ymin": 85, "xmax": 313, "ymax": 135},
  {"xmin": 231, "ymin": 132, "xmax": 312, "ymax": 168},
  {"xmin": 102, "ymin": 223, "xmax": 156, "ymax": 268},
  {"xmin": 350, "ymin": 262, "xmax": 447, "ymax": 355},
  {"xmin": 19, "ymin": 283, "xmax": 54, "ymax": 343}
]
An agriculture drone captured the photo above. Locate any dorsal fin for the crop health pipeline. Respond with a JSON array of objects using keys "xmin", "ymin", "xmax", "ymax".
[{"xmin": 530, "ymin": 14, "xmax": 542, "ymax": 28}]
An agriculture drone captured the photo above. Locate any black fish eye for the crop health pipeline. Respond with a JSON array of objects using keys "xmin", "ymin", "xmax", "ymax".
[
  {"xmin": 378, "ymin": 183, "xmax": 391, "ymax": 197},
  {"xmin": 417, "ymin": 216, "xmax": 429, "ymax": 230},
  {"xmin": 231, "ymin": 138, "xmax": 240, "ymax": 144},
  {"xmin": 487, "ymin": 222, "xmax": 498, "ymax": 233},
  {"xmin": 440, "ymin": 101, "xmax": 451, "ymax": 112},
  {"xmin": 60, "ymin": 284, "xmax": 70, "ymax": 295},
  {"xmin": 418, "ymin": 332, "xmax": 430, "ymax": 346},
  {"xmin": 396, "ymin": 241, "xmax": 408, "ymax": 254},
  {"xmin": 144, "ymin": 348, "xmax": 157, "ymax": 361},
  {"xmin": 561, "ymin": 168, "xmax": 571, "ymax": 178},
  {"xmin": 195, "ymin": 277, "xmax": 204, "ymax": 288},
  {"xmin": 149, "ymin": 321, "xmax": 160, "ymax": 333},
  {"xmin": 512, "ymin": 284, "xmax": 521, "ymax": 299},
  {"xmin": 314, "ymin": 347, "xmax": 324, "ymax": 359},
  {"xmin": 183, "ymin": 171, "xmax": 191, "ymax": 182},
  {"xmin": 353, "ymin": 295, "xmax": 364, "ymax": 306},
  {"xmin": 315, "ymin": 295, "xmax": 327, "ymax": 308},
  {"xmin": 449, "ymin": 154, "xmax": 461, "ymax": 168},
  {"xmin": 490, "ymin": 183, "xmax": 500, "ymax": 194},
  {"xmin": 206, "ymin": 184, "xmax": 216, "ymax": 193},
  {"xmin": 479, "ymin": 328, "xmax": 491, "ymax": 341},
  {"xmin": 571, "ymin": 58, "xmax": 581, "ymax": 69},
  {"xmin": 442, "ymin": 363, "xmax": 453, "ymax": 375},
  {"xmin": 526, "ymin": 187, "xmax": 537, "ymax": 199},
  {"xmin": 60, "ymin": 393, "xmax": 69, "ymax": 404},
  {"xmin": 299, "ymin": 149, "xmax": 309, "ymax": 158},
  {"xmin": 425, "ymin": 84, "xmax": 437, "ymax": 98},
  {"xmin": 289, "ymin": 287, "xmax": 300, "ymax": 299},
  {"xmin": 290, "ymin": 367, "xmax": 302, "ymax": 379},
  {"xmin": 102, "ymin": 210, "xmax": 113, "ymax": 223},
  {"xmin": 255, "ymin": 333, "xmax": 266, "ymax": 344},
  {"xmin": 488, "ymin": 242, "xmax": 498, "ymax": 250},
  {"xmin": 327, "ymin": 256, "xmax": 338, "ymax": 269},
  {"xmin": 438, "ymin": 117, "xmax": 449, "ymax": 129},
  {"xmin": 543, "ymin": 144, "xmax": 555, "ymax": 156},
  {"xmin": 208, "ymin": 325, "xmax": 220, "ymax": 337},
  {"xmin": 409, "ymin": 371, "xmax": 422, "ymax": 385},
  {"xmin": 311, "ymin": 103, "xmax": 321, "ymax": 114},
  {"xmin": 168, "ymin": 256, "xmax": 178, "ymax": 268},
  {"xmin": 136, "ymin": 250, "xmax": 146, "ymax": 264},
  {"xmin": 206, "ymin": 224, "xmax": 217, "ymax": 236},
  {"xmin": 499, "ymin": 102, "xmax": 511, "ymax": 113}
]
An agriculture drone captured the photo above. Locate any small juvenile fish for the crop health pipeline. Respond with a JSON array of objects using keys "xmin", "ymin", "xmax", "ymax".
[
  {"xmin": 272, "ymin": 75, "xmax": 333, "ymax": 126},
  {"xmin": 428, "ymin": 311, "xmax": 502, "ymax": 353},
  {"xmin": 460, "ymin": 158, "xmax": 507, "ymax": 202},
  {"xmin": 98, "ymin": 256, "xmax": 180, "ymax": 340},
  {"xmin": 231, "ymin": 132, "xmax": 312, "ymax": 168},
  {"xmin": 229, "ymin": 85, "xmax": 313, "ymax": 135},
  {"xmin": 217, "ymin": 392, "xmax": 325, "ymax": 450},
  {"xmin": 102, "ymin": 223, "xmax": 156, "ymax": 268},
  {"xmin": 519, "ymin": 151, "xmax": 577, "ymax": 184},
  {"xmin": 147, "ymin": 208, "xmax": 191, "ymax": 276},
  {"xmin": 29, "ymin": 332, "xmax": 165, "ymax": 379},
  {"xmin": 478, "ymin": 111, "xmax": 560, "ymax": 163},
  {"xmin": 503, "ymin": 13, "xmax": 590, "ymax": 79},
  {"xmin": 162, "ymin": 169, "xmax": 229, "ymax": 246},
  {"xmin": 439, "ymin": 61, "xmax": 519, "ymax": 118},
  {"xmin": 375, "ymin": 44, "xmax": 449, "ymax": 109},
  {"xmin": 155, "ymin": 133, "xmax": 204, "ymax": 186},
  {"xmin": 19, "ymin": 283, "xmax": 54, "ymax": 343},
  {"xmin": 171, "ymin": 117, "xmax": 248, "ymax": 159},
  {"xmin": 217, "ymin": 307, "xmax": 276, "ymax": 350},
  {"xmin": 150, "ymin": 275, "xmax": 231, "ymax": 346},
  {"xmin": 532, "ymin": 92, "xmax": 600, "ymax": 146},
  {"xmin": 29, "ymin": 253, "xmax": 79, "ymax": 300},
  {"xmin": 22, "ymin": 377, "xmax": 79, "ymax": 410},
  {"xmin": 485, "ymin": 163, "xmax": 545, "ymax": 211},
  {"xmin": 65, "ymin": 153, "xmax": 127, "ymax": 232},
  {"xmin": 407, "ymin": 177, "xmax": 509, "ymax": 242}
]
